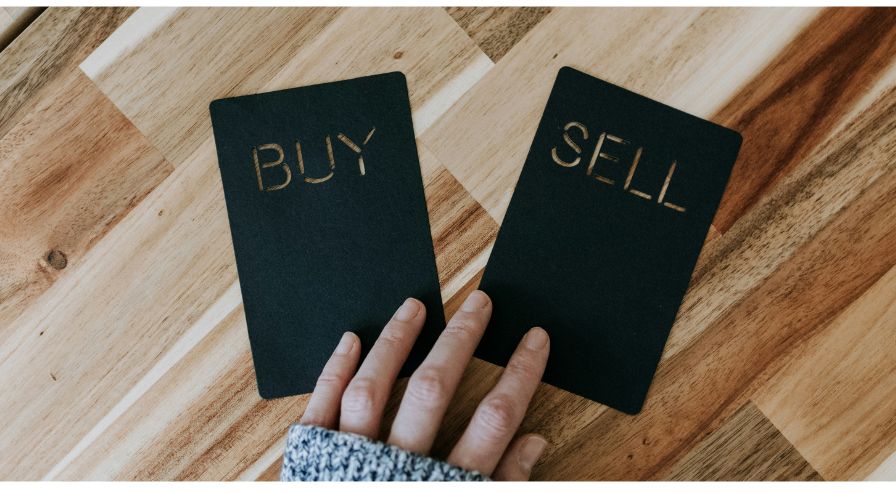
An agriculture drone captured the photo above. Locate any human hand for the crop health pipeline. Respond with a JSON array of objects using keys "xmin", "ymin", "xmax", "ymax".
[{"xmin": 298, "ymin": 290, "xmax": 550, "ymax": 480}]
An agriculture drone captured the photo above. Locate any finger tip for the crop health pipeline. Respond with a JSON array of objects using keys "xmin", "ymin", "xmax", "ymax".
[
  {"xmin": 526, "ymin": 433, "xmax": 549, "ymax": 448},
  {"xmin": 335, "ymin": 331, "xmax": 360, "ymax": 355},
  {"xmin": 518, "ymin": 434, "xmax": 549, "ymax": 471},
  {"xmin": 524, "ymin": 327, "xmax": 550, "ymax": 350},
  {"xmin": 472, "ymin": 289, "xmax": 491, "ymax": 303},
  {"xmin": 395, "ymin": 297, "xmax": 425, "ymax": 321},
  {"xmin": 460, "ymin": 290, "xmax": 491, "ymax": 312}
]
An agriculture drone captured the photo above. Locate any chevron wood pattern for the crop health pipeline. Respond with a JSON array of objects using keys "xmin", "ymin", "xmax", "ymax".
[{"xmin": 0, "ymin": 7, "xmax": 893, "ymax": 481}]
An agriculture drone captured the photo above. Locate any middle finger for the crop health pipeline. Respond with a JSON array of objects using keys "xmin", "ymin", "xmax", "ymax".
[
  {"xmin": 339, "ymin": 298, "xmax": 426, "ymax": 438},
  {"xmin": 387, "ymin": 290, "xmax": 492, "ymax": 454}
]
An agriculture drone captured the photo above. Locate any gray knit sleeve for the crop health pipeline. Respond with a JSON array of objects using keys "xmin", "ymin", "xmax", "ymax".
[{"xmin": 281, "ymin": 424, "xmax": 490, "ymax": 481}]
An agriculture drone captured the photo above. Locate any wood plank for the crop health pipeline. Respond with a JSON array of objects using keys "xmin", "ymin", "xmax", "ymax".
[
  {"xmin": 422, "ymin": 7, "xmax": 820, "ymax": 223},
  {"xmin": 446, "ymin": 7, "xmax": 551, "ymax": 62},
  {"xmin": 417, "ymin": 8, "xmax": 824, "ymax": 471},
  {"xmin": 419, "ymin": 143, "xmax": 498, "ymax": 300},
  {"xmin": 1, "ymin": 9, "xmax": 492, "ymax": 479},
  {"xmin": 535, "ymin": 85, "xmax": 896, "ymax": 479},
  {"xmin": 754, "ymin": 264, "xmax": 896, "ymax": 480},
  {"xmin": 41, "ymin": 139, "xmax": 502, "ymax": 480},
  {"xmin": 3, "ymin": 7, "xmax": 895, "ymax": 480},
  {"xmin": 0, "ymin": 7, "xmax": 135, "ymax": 138},
  {"xmin": 0, "ymin": 70, "xmax": 173, "ymax": 334},
  {"xmin": 56, "ymin": 306, "xmax": 305, "ymax": 480},
  {"xmin": 0, "ymin": 6, "xmax": 41, "ymax": 52},
  {"xmin": 82, "ymin": 7, "xmax": 492, "ymax": 167},
  {"xmin": 665, "ymin": 401, "xmax": 821, "ymax": 480},
  {"xmin": 43, "ymin": 144, "xmax": 502, "ymax": 480},
  {"xmin": 711, "ymin": 8, "xmax": 896, "ymax": 233},
  {"xmin": 0, "ymin": 139, "xmax": 238, "ymax": 480}
]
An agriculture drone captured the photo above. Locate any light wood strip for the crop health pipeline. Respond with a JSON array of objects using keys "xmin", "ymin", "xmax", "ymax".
[
  {"xmin": 421, "ymin": 7, "xmax": 820, "ymax": 223},
  {"xmin": 56, "ymin": 306, "xmax": 303, "ymax": 480},
  {"xmin": 44, "ymin": 281, "xmax": 243, "ymax": 479},
  {"xmin": 0, "ymin": 7, "xmax": 135, "ymax": 138},
  {"xmin": 0, "ymin": 138, "xmax": 237, "ymax": 480},
  {"xmin": 0, "ymin": 70, "xmax": 173, "ymax": 334},
  {"xmin": 83, "ymin": 7, "xmax": 490, "ymax": 167},
  {"xmin": 754, "ymin": 264, "xmax": 896, "ymax": 480},
  {"xmin": 419, "ymin": 144, "xmax": 499, "ymax": 299}
]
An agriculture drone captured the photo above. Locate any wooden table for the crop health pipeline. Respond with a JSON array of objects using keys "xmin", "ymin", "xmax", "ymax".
[{"xmin": 1, "ymin": 7, "xmax": 894, "ymax": 481}]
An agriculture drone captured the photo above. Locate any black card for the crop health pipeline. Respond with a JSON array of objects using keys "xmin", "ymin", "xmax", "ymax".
[
  {"xmin": 476, "ymin": 67, "xmax": 742, "ymax": 414},
  {"xmin": 209, "ymin": 72, "xmax": 444, "ymax": 399}
]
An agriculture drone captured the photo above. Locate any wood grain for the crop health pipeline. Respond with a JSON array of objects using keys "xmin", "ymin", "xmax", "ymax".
[
  {"xmin": 420, "ymin": 144, "xmax": 498, "ymax": 299},
  {"xmin": 1, "ymin": 6, "xmax": 894, "ymax": 481},
  {"xmin": 82, "ymin": 7, "xmax": 491, "ymax": 167},
  {"xmin": 754, "ymin": 264, "xmax": 896, "ymax": 480},
  {"xmin": 0, "ymin": 7, "xmax": 135, "ymax": 138},
  {"xmin": 0, "ymin": 70, "xmax": 172, "ymax": 333},
  {"xmin": 539, "ymin": 84, "xmax": 896, "ymax": 479},
  {"xmin": 711, "ymin": 8, "xmax": 896, "ymax": 233},
  {"xmin": 55, "ymin": 306, "xmax": 305, "ymax": 480},
  {"xmin": 446, "ymin": 7, "xmax": 551, "ymax": 62},
  {"xmin": 0, "ymin": 139, "xmax": 238, "ymax": 480},
  {"xmin": 665, "ymin": 402, "xmax": 821, "ymax": 481},
  {"xmin": 422, "ymin": 7, "xmax": 819, "ymax": 222},
  {"xmin": 0, "ymin": 6, "xmax": 41, "ymax": 51}
]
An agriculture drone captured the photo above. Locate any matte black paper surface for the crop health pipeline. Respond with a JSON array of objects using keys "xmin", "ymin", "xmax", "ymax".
[
  {"xmin": 210, "ymin": 72, "xmax": 444, "ymax": 399},
  {"xmin": 476, "ymin": 67, "xmax": 742, "ymax": 414}
]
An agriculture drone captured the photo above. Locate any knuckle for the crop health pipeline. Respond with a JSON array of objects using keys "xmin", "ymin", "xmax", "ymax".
[
  {"xmin": 342, "ymin": 378, "xmax": 377, "ymax": 413},
  {"xmin": 315, "ymin": 372, "xmax": 344, "ymax": 388},
  {"xmin": 443, "ymin": 317, "xmax": 480, "ymax": 338},
  {"xmin": 506, "ymin": 355, "xmax": 540, "ymax": 377},
  {"xmin": 379, "ymin": 326, "xmax": 406, "ymax": 345},
  {"xmin": 476, "ymin": 394, "xmax": 518, "ymax": 436},
  {"xmin": 300, "ymin": 411, "xmax": 327, "ymax": 426},
  {"xmin": 406, "ymin": 367, "xmax": 448, "ymax": 407}
]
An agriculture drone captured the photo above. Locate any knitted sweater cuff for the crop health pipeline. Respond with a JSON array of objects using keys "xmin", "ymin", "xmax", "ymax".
[{"xmin": 281, "ymin": 424, "xmax": 490, "ymax": 481}]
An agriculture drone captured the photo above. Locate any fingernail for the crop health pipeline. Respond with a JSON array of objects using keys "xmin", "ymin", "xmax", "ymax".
[
  {"xmin": 460, "ymin": 290, "xmax": 490, "ymax": 312},
  {"xmin": 524, "ymin": 327, "xmax": 549, "ymax": 350},
  {"xmin": 394, "ymin": 298, "xmax": 421, "ymax": 322},
  {"xmin": 335, "ymin": 332, "xmax": 355, "ymax": 355},
  {"xmin": 518, "ymin": 435, "xmax": 548, "ymax": 471}
]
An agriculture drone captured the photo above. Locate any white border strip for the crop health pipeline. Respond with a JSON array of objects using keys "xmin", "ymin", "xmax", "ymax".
[{"xmin": 80, "ymin": 7, "xmax": 178, "ymax": 80}]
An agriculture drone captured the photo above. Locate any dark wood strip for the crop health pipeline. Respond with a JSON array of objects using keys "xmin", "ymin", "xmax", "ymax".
[
  {"xmin": 424, "ymin": 165, "xmax": 498, "ymax": 292},
  {"xmin": 446, "ymin": 7, "xmax": 551, "ymax": 62},
  {"xmin": 712, "ymin": 7, "xmax": 896, "ymax": 233},
  {"xmin": 0, "ymin": 7, "xmax": 135, "ymax": 139},
  {"xmin": 665, "ymin": 401, "xmax": 822, "ymax": 480}
]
